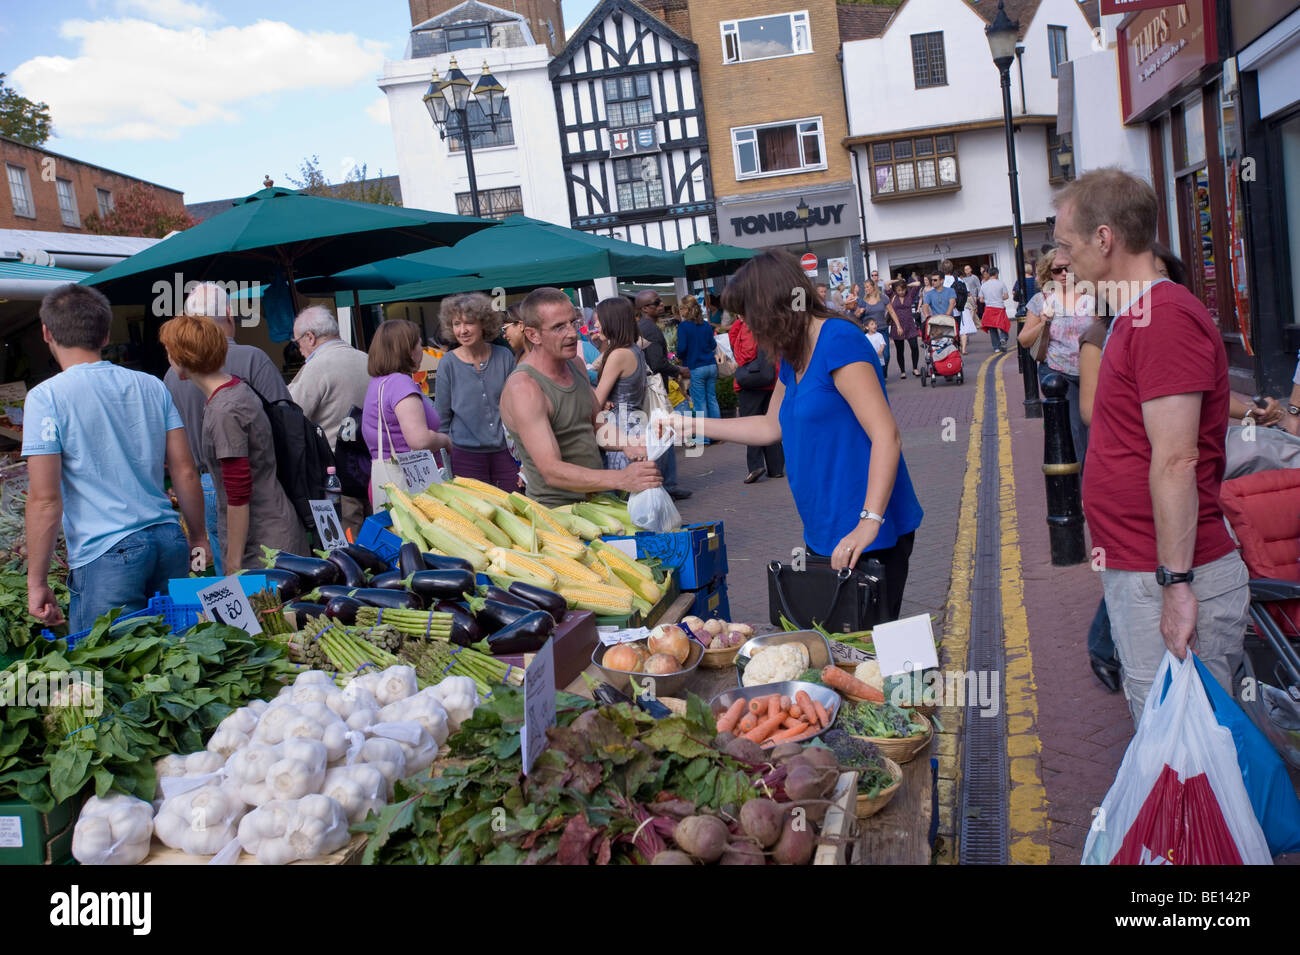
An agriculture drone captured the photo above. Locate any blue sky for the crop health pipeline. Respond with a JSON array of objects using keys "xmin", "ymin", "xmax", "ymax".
[{"xmin": 1, "ymin": 0, "xmax": 599, "ymax": 204}]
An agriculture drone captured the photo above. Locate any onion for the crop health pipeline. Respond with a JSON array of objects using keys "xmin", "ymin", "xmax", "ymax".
[
  {"xmin": 703, "ymin": 619, "xmax": 725, "ymax": 636},
  {"xmin": 725, "ymin": 630, "xmax": 747, "ymax": 648},
  {"xmin": 603, "ymin": 644, "xmax": 643, "ymax": 673},
  {"xmin": 644, "ymin": 653, "xmax": 680, "ymax": 675},
  {"xmin": 649, "ymin": 625, "xmax": 691, "ymax": 664}
]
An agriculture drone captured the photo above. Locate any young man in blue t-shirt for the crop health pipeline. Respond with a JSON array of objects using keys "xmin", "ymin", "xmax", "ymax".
[
  {"xmin": 921, "ymin": 273, "xmax": 957, "ymax": 333},
  {"xmin": 23, "ymin": 284, "xmax": 208, "ymax": 632}
]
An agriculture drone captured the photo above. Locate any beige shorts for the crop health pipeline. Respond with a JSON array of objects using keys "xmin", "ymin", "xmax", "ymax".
[{"xmin": 1101, "ymin": 549, "xmax": 1248, "ymax": 726}]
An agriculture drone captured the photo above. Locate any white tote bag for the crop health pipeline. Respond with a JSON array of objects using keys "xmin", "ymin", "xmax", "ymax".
[{"xmin": 369, "ymin": 381, "xmax": 409, "ymax": 509}]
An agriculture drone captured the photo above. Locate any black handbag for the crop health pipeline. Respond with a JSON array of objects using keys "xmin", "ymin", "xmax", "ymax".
[
  {"xmin": 767, "ymin": 555, "xmax": 887, "ymax": 633},
  {"xmin": 334, "ymin": 404, "xmax": 372, "ymax": 500},
  {"xmin": 735, "ymin": 348, "xmax": 776, "ymax": 390}
]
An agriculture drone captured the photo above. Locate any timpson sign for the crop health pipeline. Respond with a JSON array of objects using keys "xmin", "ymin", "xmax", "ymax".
[{"xmin": 1117, "ymin": 0, "xmax": 1219, "ymax": 125}]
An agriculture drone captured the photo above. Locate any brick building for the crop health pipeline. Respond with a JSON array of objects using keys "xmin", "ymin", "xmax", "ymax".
[
  {"xmin": 1, "ymin": 137, "xmax": 186, "ymax": 234},
  {"xmin": 408, "ymin": 0, "xmax": 566, "ymax": 54}
]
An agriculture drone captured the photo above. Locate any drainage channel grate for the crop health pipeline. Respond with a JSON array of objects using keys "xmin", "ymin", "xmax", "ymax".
[{"xmin": 958, "ymin": 357, "xmax": 1010, "ymax": 864}]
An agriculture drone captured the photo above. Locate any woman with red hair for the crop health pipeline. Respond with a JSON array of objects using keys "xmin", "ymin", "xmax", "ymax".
[{"xmin": 159, "ymin": 315, "xmax": 306, "ymax": 572}]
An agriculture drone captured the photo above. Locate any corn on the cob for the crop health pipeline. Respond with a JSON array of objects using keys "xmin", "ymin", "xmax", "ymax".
[
  {"xmin": 582, "ymin": 552, "xmax": 619, "ymax": 585},
  {"xmin": 589, "ymin": 539, "xmax": 655, "ymax": 582},
  {"xmin": 548, "ymin": 508, "xmax": 601, "ymax": 541},
  {"xmin": 451, "ymin": 476, "xmax": 513, "ymax": 507},
  {"xmin": 386, "ymin": 500, "xmax": 430, "ymax": 550},
  {"xmin": 446, "ymin": 499, "xmax": 512, "ymax": 548},
  {"xmin": 509, "ymin": 492, "xmax": 578, "ymax": 540},
  {"xmin": 411, "ymin": 494, "xmax": 494, "ymax": 548},
  {"xmin": 534, "ymin": 551, "xmax": 605, "ymax": 586},
  {"xmin": 536, "ymin": 530, "xmax": 586, "ymax": 560},
  {"xmin": 560, "ymin": 586, "xmax": 634, "ymax": 616},
  {"xmin": 384, "ymin": 486, "xmax": 489, "ymax": 571},
  {"xmin": 573, "ymin": 501, "xmax": 625, "ymax": 535},
  {"xmin": 426, "ymin": 482, "xmax": 495, "ymax": 520},
  {"xmin": 486, "ymin": 548, "xmax": 559, "ymax": 589},
  {"xmin": 491, "ymin": 505, "xmax": 537, "ymax": 551}
]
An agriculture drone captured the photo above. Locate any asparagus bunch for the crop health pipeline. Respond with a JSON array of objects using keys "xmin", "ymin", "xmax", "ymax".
[
  {"xmin": 353, "ymin": 607, "xmax": 453, "ymax": 640},
  {"xmin": 401, "ymin": 640, "xmax": 523, "ymax": 696}
]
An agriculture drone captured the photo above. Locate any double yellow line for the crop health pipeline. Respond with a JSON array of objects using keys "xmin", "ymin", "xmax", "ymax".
[{"xmin": 939, "ymin": 352, "xmax": 1049, "ymax": 864}]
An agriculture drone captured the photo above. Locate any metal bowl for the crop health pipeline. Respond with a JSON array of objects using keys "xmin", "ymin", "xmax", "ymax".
[
  {"xmin": 735, "ymin": 630, "xmax": 832, "ymax": 687},
  {"xmin": 592, "ymin": 640, "xmax": 703, "ymax": 697},
  {"xmin": 708, "ymin": 681, "xmax": 841, "ymax": 741}
]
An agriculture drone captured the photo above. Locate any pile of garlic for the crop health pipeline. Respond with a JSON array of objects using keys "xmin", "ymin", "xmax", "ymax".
[{"xmin": 71, "ymin": 666, "xmax": 480, "ymax": 866}]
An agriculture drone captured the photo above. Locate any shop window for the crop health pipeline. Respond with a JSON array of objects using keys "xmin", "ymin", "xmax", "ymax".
[
  {"xmin": 96, "ymin": 187, "xmax": 114, "ymax": 218},
  {"xmin": 1046, "ymin": 125, "xmax": 1073, "ymax": 184},
  {"xmin": 1048, "ymin": 26, "xmax": 1069, "ymax": 78},
  {"xmin": 448, "ymin": 98, "xmax": 514, "ymax": 151},
  {"xmin": 1181, "ymin": 95, "xmax": 1206, "ymax": 169},
  {"xmin": 910, "ymin": 32, "xmax": 947, "ymax": 89},
  {"xmin": 732, "ymin": 117, "xmax": 826, "ymax": 179},
  {"xmin": 613, "ymin": 156, "xmax": 666, "ymax": 211},
  {"xmin": 869, "ymin": 134, "xmax": 958, "ymax": 198},
  {"xmin": 7, "ymin": 164, "xmax": 34, "ymax": 218},
  {"xmin": 721, "ymin": 11, "xmax": 811, "ymax": 65},
  {"xmin": 604, "ymin": 75, "xmax": 654, "ymax": 128},
  {"xmin": 56, "ymin": 178, "xmax": 79, "ymax": 227},
  {"xmin": 456, "ymin": 185, "xmax": 523, "ymax": 219}
]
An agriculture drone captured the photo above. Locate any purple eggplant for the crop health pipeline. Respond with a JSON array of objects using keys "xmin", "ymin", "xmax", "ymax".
[
  {"xmin": 326, "ymin": 550, "xmax": 366, "ymax": 587},
  {"xmin": 285, "ymin": 601, "xmax": 327, "ymax": 628},
  {"xmin": 314, "ymin": 584, "xmax": 358, "ymax": 603},
  {"xmin": 434, "ymin": 599, "xmax": 483, "ymax": 648},
  {"xmin": 336, "ymin": 543, "xmax": 390, "ymax": 576},
  {"xmin": 324, "ymin": 595, "xmax": 363, "ymax": 625},
  {"xmin": 478, "ymin": 585, "xmax": 540, "ymax": 613},
  {"xmin": 257, "ymin": 568, "xmax": 303, "ymax": 601},
  {"xmin": 506, "ymin": 582, "xmax": 567, "ymax": 623},
  {"xmin": 368, "ymin": 569, "xmax": 407, "ymax": 590},
  {"xmin": 347, "ymin": 588, "xmax": 425, "ymax": 611},
  {"xmin": 398, "ymin": 542, "xmax": 425, "ymax": 580},
  {"xmin": 406, "ymin": 569, "xmax": 476, "ymax": 605},
  {"xmin": 266, "ymin": 552, "xmax": 341, "ymax": 587},
  {"xmin": 423, "ymin": 552, "xmax": 475, "ymax": 573},
  {"xmin": 466, "ymin": 594, "xmax": 534, "ymax": 634},
  {"xmin": 475, "ymin": 610, "xmax": 555, "ymax": 655}
]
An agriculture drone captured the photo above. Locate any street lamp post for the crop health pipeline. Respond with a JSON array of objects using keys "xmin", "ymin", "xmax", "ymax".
[
  {"xmin": 424, "ymin": 57, "xmax": 507, "ymax": 219},
  {"xmin": 986, "ymin": 0, "xmax": 1041, "ymax": 419},
  {"xmin": 795, "ymin": 197, "xmax": 812, "ymax": 252}
]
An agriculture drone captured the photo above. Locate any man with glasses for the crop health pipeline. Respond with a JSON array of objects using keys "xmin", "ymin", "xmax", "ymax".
[
  {"xmin": 501, "ymin": 287, "xmax": 663, "ymax": 507},
  {"xmin": 635, "ymin": 290, "xmax": 691, "ymax": 501},
  {"xmin": 163, "ymin": 282, "xmax": 292, "ymax": 574},
  {"xmin": 921, "ymin": 272, "xmax": 957, "ymax": 339},
  {"xmin": 288, "ymin": 305, "xmax": 369, "ymax": 533}
]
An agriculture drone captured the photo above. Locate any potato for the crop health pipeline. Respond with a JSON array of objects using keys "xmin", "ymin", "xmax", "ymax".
[
  {"xmin": 772, "ymin": 814, "xmax": 817, "ymax": 865},
  {"xmin": 673, "ymin": 815, "xmax": 729, "ymax": 863},
  {"xmin": 720, "ymin": 840, "xmax": 766, "ymax": 865},
  {"xmin": 739, "ymin": 798, "xmax": 784, "ymax": 848}
]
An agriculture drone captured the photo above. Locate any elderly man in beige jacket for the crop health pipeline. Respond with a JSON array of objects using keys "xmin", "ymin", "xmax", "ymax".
[{"xmin": 288, "ymin": 306, "xmax": 370, "ymax": 532}]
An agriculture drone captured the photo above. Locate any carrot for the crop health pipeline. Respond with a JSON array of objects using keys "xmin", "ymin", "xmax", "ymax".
[
  {"xmin": 795, "ymin": 690, "xmax": 816, "ymax": 721},
  {"xmin": 821, "ymin": 664, "xmax": 885, "ymax": 703},
  {"xmin": 717, "ymin": 699, "xmax": 746, "ymax": 734},
  {"xmin": 767, "ymin": 695, "xmax": 781, "ymax": 719},
  {"xmin": 748, "ymin": 698, "xmax": 766, "ymax": 715},
  {"xmin": 738, "ymin": 712, "xmax": 758, "ymax": 734},
  {"xmin": 788, "ymin": 704, "xmax": 803, "ymax": 720},
  {"xmin": 769, "ymin": 721, "xmax": 812, "ymax": 744},
  {"xmin": 812, "ymin": 698, "xmax": 830, "ymax": 728},
  {"xmin": 780, "ymin": 695, "xmax": 791, "ymax": 711},
  {"xmin": 780, "ymin": 715, "xmax": 804, "ymax": 729},
  {"xmin": 744, "ymin": 711, "xmax": 787, "ymax": 743}
]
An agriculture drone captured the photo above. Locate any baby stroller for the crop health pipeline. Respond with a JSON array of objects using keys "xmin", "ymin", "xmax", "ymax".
[{"xmin": 920, "ymin": 314, "xmax": 963, "ymax": 386}]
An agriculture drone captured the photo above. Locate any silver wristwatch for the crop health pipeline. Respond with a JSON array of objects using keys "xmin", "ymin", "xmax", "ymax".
[{"xmin": 859, "ymin": 509, "xmax": 885, "ymax": 524}]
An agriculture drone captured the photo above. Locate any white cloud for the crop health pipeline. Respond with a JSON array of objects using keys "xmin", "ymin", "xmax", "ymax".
[
  {"xmin": 11, "ymin": 18, "xmax": 386, "ymax": 141},
  {"xmin": 114, "ymin": 0, "xmax": 220, "ymax": 27},
  {"xmin": 366, "ymin": 95, "xmax": 390, "ymax": 125}
]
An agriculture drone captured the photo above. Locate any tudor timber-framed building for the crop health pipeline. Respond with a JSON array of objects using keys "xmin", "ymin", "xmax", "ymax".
[{"xmin": 549, "ymin": 0, "xmax": 716, "ymax": 252}]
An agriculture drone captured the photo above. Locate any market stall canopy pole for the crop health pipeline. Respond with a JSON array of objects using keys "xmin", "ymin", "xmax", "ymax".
[{"xmin": 80, "ymin": 186, "xmax": 498, "ymax": 306}]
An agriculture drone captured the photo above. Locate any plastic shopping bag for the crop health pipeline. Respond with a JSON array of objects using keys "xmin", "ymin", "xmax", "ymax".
[
  {"xmin": 1194, "ymin": 655, "xmax": 1300, "ymax": 855},
  {"xmin": 628, "ymin": 411, "xmax": 681, "ymax": 534},
  {"xmin": 1082, "ymin": 651, "xmax": 1272, "ymax": 865}
]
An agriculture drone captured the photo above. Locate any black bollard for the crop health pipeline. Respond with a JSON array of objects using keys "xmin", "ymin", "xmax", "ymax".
[
  {"xmin": 1040, "ymin": 371, "xmax": 1086, "ymax": 565},
  {"xmin": 1017, "ymin": 312, "xmax": 1043, "ymax": 419}
]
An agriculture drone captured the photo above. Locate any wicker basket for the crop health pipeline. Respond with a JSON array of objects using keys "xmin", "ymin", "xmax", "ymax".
[
  {"xmin": 699, "ymin": 645, "xmax": 741, "ymax": 669},
  {"xmin": 854, "ymin": 757, "xmax": 903, "ymax": 819},
  {"xmin": 853, "ymin": 712, "xmax": 932, "ymax": 764}
]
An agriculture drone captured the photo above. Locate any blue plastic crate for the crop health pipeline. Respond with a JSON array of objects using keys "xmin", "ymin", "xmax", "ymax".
[
  {"xmin": 356, "ymin": 511, "xmax": 402, "ymax": 568},
  {"xmin": 43, "ymin": 594, "xmax": 203, "ymax": 650},
  {"xmin": 602, "ymin": 521, "xmax": 726, "ymax": 590},
  {"xmin": 687, "ymin": 575, "xmax": 730, "ymax": 621},
  {"xmin": 168, "ymin": 575, "xmax": 268, "ymax": 606}
]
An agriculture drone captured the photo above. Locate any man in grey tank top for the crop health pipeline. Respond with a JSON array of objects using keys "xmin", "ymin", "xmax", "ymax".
[{"xmin": 500, "ymin": 288, "xmax": 663, "ymax": 508}]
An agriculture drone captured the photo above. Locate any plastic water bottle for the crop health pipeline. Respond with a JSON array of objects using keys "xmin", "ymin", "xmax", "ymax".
[{"xmin": 325, "ymin": 466, "xmax": 342, "ymax": 519}]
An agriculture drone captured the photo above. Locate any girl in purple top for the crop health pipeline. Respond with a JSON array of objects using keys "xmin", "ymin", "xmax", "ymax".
[{"xmin": 363, "ymin": 320, "xmax": 450, "ymax": 467}]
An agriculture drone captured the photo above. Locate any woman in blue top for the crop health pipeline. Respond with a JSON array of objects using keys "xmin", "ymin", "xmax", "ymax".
[
  {"xmin": 676, "ymin": 295, "xmax": 721, "ymax": 443},
  {"xmin": 660, "ymin": 250, "xmax": 924, "ymax": 619}
]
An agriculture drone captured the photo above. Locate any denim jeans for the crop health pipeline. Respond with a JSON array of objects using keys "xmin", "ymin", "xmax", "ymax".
[
  {"xmin": 988, "ymin": 328, "xmax": 1009, "ymax": 350},
  {"xmin": 689, "ymin": 363, "xmax": 720, "ymax": 433},
  {"xmin": 201, "ymin": 471, "xmax": 223, "ymax": 576},
  {"xmin": 1038, "ymin": 365, "xmax": 1088, "ymax": 467},
  {"xmin": 657, "ymin": 440, "xmax": 681, "ymax": 493},
  {"xmin": 67, "ymin": 522, "xmax": 191, "ymax": 634},
  {"xmin": 1087, "ymin": 597, "xmax": 1115, "ymax": 663}
]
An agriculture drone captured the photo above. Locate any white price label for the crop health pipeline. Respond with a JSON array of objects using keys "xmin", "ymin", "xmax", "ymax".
[
  {"xmin": 872, "ymin": 613, "xmax": 938, "ymax": 678},
  {"xmin": 522, "ymin": 638, "xmax": 556, "ymax": 775},
  {"xmin": 195, "ymin": 576, "xmax": 263, "ymax": 635},
  {"xmin": 0, "ymin": 816, "xmax": 21, "ymax": 848},
  {"xmin": 829, "ymin": 641, "xmax": 872, "ymax": 665},
  {"xmin": 396, "ymin": 450, "xmax": 441, "ymax": 492},
  {"xmin": 309, "ymin": 499, "xmax": 345, "ymax": 549}
]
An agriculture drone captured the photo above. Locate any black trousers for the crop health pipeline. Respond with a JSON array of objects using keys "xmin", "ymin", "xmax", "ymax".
[
  {"xmin": 809, "ymin": 530, "xmax": 916, "ymax": 623},
  {"xmin": 737, "ymin": 387, "xmax": 784, "ymax": 475},
  {"xmin": 894, "ymin": 337, "xmax": 920, "ymax": 374}
]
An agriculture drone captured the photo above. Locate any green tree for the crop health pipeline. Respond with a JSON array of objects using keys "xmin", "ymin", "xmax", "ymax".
[
  {"xmin": 0, "ymin": 73, "xmax": 53, "ymax": 146},
  {"xmin": 286, "ymin": 156, "xmax": 399, "ymax": 206}
]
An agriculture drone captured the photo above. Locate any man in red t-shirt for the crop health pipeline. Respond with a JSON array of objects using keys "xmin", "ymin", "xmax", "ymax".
[{"xmin": 1055, "ymin": 169, "xmax": 1247, "ymax": 726}]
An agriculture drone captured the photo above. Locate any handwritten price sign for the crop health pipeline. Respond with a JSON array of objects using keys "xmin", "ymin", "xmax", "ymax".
[
  {"xmin": 396, "ymin": 450, "xmax": 442, "ymax": 492},
  {"xmin": 310, "ymin": 499, "xmax": 344, "ymax": 549},
  {"xmin": 195, "ymin": 576, "xmax": 262, "ymax": 635}
]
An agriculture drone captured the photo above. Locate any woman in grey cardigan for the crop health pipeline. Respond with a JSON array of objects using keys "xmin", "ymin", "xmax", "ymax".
[{"xmin": 434, "ymin": 293, "xmax": 520, "ymax": 492}]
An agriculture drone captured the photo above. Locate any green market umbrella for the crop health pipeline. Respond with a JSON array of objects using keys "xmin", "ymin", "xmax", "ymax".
[
  {"xmin": 82, "ymin": 186, "xmax": 497, "ymax": 305},
  {"xmin": 682, "ymin": 240, "xmax": 757, "ymax": 281},
  {"xmin": 342, "ymin": 215, "xmax": 686, "ymax": 306}
]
